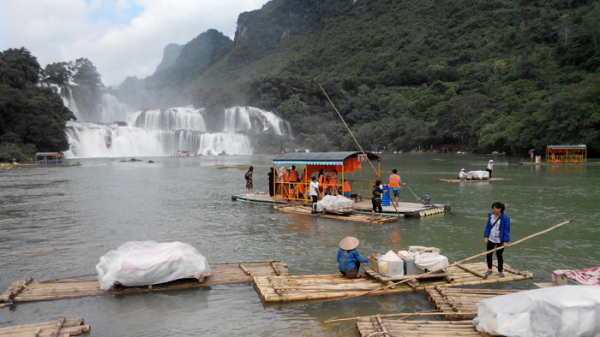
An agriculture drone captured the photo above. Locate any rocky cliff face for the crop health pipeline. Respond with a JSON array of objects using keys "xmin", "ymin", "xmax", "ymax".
[{"xmin": 155, "ymin": 43, "xmax": 182, "ymax": 72}]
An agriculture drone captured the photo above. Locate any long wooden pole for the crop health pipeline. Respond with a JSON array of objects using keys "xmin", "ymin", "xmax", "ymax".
[
  {"xmin": 318, "ymin": 83, "xmax": 401, "ymax": 219},
  {"xmin": 324, "ymin": 311, "xmax": 478, "ymax": 323},
  {"xmin": 352, "ymin": 219, "xmax": 572, "ymax": 297}
]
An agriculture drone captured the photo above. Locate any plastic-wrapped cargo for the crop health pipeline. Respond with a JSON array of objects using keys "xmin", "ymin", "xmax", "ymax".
[
  {"xmin": 473, "ymin": 286, "xmax": 600, "ymax": 337},
  {"xmin": 378, "ymin": 250, "xmax": 404, "ymax": 278},
  {"xmin": 468, "ymin": 170, "xmax": 489, "ymax": 180},
  {"xmin": 96, "ymin": 241, "xmax": 211, "ymax": 290},
  {"xmin": 316, "ymin": 195, "xmax": 354, "ymax": 213}
]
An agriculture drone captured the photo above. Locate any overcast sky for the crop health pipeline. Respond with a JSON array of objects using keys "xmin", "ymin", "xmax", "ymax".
[{"xmin": 0, "ymin": 0, "xmax": 270, "ymax": 86}]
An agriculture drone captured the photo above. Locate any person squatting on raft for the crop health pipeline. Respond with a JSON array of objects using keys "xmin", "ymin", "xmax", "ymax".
[
  {"xmin": 337, "ymin": 237, "xmax": 375, "ymax": 279},
  {"xmin": 458, "ymin": 168, "xmax": 467, "ymax": 181},
  {"xmin": 371, "ymin": 180, "xmax": 384, "ymax": 220},
  {"xmin": 309, "ymin": 176, "xmax": 319, "ymax": 213},
  {"xmin": 387, "ymin": 169, "xmax": 403, "ymax": 207},
  {"xmin": 245, "ymin": 166, "xmax": 254, "ymax": 195},
  {"xmin": 484, "ymin": 202, "xmax": 510, "ymax": 277}
]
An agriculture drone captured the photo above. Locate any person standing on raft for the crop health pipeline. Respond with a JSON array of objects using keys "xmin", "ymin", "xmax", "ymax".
[
  {"xmin": 484, "ymin": 202, "xmax": 510, "ymax": 277},
  {"xmin": 267, "ymin": 167, "xmax": 274, "ymax": 197},
  {"xmin": 486, "ymin": 160, "xmax": 494, "ymax": 178},
  {"xmin": 337, "ymin": 237, "xmax": 375, "ymax": 279},
  {"xmin": 371, "ymin": 180, "xmax": 384, "ymax": 220},
  {"xmin": 387, "ymin": 169, "xmax": 403, "ymax": 207},
  {"xmin": 309, "ymin": 176, "xmax": 319, "ymax": 213},
  {"xmin": 245, "ymin": 166, "xmax": 254, "ymax": 195}
]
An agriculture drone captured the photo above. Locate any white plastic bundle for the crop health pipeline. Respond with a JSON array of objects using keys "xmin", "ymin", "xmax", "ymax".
[
  {"xmin": 468, "ymin": 170, "xmax": 490, "ymax": 180},
  {"xmin": 474, "ymin": 286, "xmax": 600, "ymax": 337},
  {"xmin": 316, "ymin": 195, "xmax": 354, "ymax": 213},
  {"xmin": 378, "ymin": 250, "xmax": 404, "ymax": 278},
  {"xmin": 96, "ymin": 241, "xmax": 211, "ymax": 290}
]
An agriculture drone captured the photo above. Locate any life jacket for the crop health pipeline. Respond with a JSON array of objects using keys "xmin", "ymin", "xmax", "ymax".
[
  {"xmin": 282, "ymin": 171, "xmax": 289, "ymax": 182},
  {"xmin": 343, "ymin": 181, "xmax": 351, "ymax": 193},
  {"xmin": 289, "ymin": 170, "xmax": 298, "ymax": 182},
  {"xmin": 318, "ymin": 174, "xmax": 325, "ymax": 185},
  {"xmin": 389, "ymin": 174, "xmax": 401, "ymax": 189}
]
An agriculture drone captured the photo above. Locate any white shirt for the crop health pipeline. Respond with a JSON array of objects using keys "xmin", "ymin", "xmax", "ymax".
[
  {"xmin": 459, "ymin": 171, "xmax": 467, "ymax": 178},
  {"xmin": 487, "ymin": 163, "xmax": 494, "ymax": 170},
  {"xmin": 309, "ymin": 181, "xmax": 319, "ymax": 196},
  {"xmin": 489, "ymin": 214, "xmax": 501, "ymax": 244}
]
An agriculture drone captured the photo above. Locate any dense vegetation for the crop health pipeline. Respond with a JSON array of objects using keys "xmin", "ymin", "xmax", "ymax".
[
  {"xmin": 117, "ymin": 0, "xmax": 600, "ymax": 155},
  {"xmin": 0, "ymin": 48, "xmax": 75, "ymax": 161}
]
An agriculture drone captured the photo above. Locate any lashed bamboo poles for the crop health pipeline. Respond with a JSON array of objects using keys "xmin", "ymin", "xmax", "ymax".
[
  {"xmin": 0, "ymin": 317, "xmax": 90, "ymax": 337},
  {"xmin": 325, "ymin": 310, "xmax": 478, "ymax": 323},
  {"xmin": 318, "ymin": 83, "xmax": 402, "ymax": 219},
  {"xmin": 352, "ymin": 220, "xmax": 572, "ymax": 298},
  {"xmin": 356, "ymin": 319, "xmax": 483, "ymax": 337}
]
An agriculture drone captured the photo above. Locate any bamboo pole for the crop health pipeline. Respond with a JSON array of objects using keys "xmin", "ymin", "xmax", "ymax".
[
  {"xmin": 209, "ymin": 260, "xmax": 276, "ymax": 265},
  {"xmin": 352, "ymin": 220, "xmax": 571, "ymax": 298},
  {"xmin": 318, "ymin": 83, "xmax": 402, "ymax": 219},
  {"xmin": 324, "ymin": 311, "xmax": 477, "ymax": 323}
]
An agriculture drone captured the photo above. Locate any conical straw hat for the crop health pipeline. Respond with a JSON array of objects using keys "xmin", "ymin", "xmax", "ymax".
[{"xmin": 339, "ymin": 237, "xmax": 360, "ymax": 250}]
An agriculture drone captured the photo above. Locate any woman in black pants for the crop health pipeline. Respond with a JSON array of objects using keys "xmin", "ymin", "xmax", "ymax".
[{"xmin": 484, "ymin": 202, "xmax": 510, "ymax": 277}]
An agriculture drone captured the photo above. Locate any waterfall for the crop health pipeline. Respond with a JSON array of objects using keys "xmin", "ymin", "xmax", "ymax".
[
  {"xmin": 41, "ymin": 83, "xmax": 82, "ymax": 120},
  {"xmin": 101, "ymin": 94, "xmax": 131, "ymax": 123},
  {"xmin": 224, "ymin": 106, "xmax": 290, "ymax": 136},
  {"xmin": 128, "ymin": 107, "xmax": 207, "ymax": 131},
  {"xmin": 64, "ymin": 121, "xmax": 252, "ymax": 158}
]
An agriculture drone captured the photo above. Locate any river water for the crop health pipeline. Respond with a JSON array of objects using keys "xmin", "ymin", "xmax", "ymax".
[{"xmin": 1, "ymin": 154, "xmax": 599, "ymax": 336}]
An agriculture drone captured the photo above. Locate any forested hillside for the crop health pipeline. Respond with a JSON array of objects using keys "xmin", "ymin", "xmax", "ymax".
[
  {"xmin": 0, "ymin": 48, "xmax": 75, "ymax": 161},
  {"xmin": 119, "ymin": 0, "xmax": 600, "ymax": 155}
]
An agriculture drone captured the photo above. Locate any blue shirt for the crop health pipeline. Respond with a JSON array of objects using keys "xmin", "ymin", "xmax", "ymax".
[
  {"xmin": 337, "ymin": 248, "xmax": 369, "ymax": 272},
  {"xmin": 372, "ymin": 186, "xmax": 383, "ymax": 201},
  {"xmin": 388, "ymin": 175, "xmax": 402, "ymax": 190}
]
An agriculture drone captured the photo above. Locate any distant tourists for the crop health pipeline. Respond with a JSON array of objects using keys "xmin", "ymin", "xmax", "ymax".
[
  {"xmin": 371, "ymin": 180, "xmax": 384, "ymax": 220},
  {"xmin": 309, "ymin": 176, "xmax": 319, "ymax": 213},
  {"xmin": 267, "ymin": 167, "xmax": 274, "ymax": 197},
  {"xmin": 486, "ymin": 160, "xmax": 494, "ymax": 178},
  {"xmin": 337, "ymin": 237, "xmax": 375, "ymax": 279},
  {"xmin": 484, "ymin": 202, "xmax": 510, "ymax": 278},
  {"xmin": 288, "ymin": 165, "xmax": 298, "ymax": 200},
  {"xmin": 318, "ymin": 169, "xmax": 325, "ymax": 196},
  {"xmin": 342, "ymin": 179, "xmax": 351, "ymax": 197},
  {"xmin": 245, "ymin": 166, "xmax": 254, "ymax": 195},
  {"xmin": 458, "ymin": 168, "xmax": 467, "ymax": 181},
  {"xmin": 387, "ymin": 169, "xmax": 403, "ymax": 207}
]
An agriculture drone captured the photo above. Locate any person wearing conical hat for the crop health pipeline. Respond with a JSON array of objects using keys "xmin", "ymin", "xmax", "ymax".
[
  {"xmin": 458, "ymin": 168, "xmax": 467, "ymax": 181},
  {"xmin": 337, "ymin": 237, "xmax": 375, "ymax": 279},
  {"xmin": 486, "ymin": 160, "xmax": 494, "ymax": 178}
]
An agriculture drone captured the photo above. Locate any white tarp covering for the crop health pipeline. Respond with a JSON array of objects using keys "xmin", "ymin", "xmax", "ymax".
[
  {"xmin": 378, "ymin": 250, "xmax": 404, "ymax": 278},
  {"xmin": 96, "ymin": 241, "xmax": 211, "ymax": 290},
  {"xmin": 468, "ymin": 170, "xmax": 489, "ymax": 180},
  {"xmin": 474, "ymin": 286, "xmax": 600, "ymax": 337},
  {"xmin": 316, "ymin": 195, "xmax": 354, "ymax": 213}
]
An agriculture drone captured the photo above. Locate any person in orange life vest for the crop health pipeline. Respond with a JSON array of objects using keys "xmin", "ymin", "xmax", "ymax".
[
  {"xmin": 297, "ymin": 169, "xmax": 306, "ymax": 198},
  {"xmin": 277, "ymin": 167, "xmax": 288, "ymax": 199},
  {"xmin": 342, "ymin": 179, "xmax": 351, "ymax": 197},
  {"xmin": 387, "ymin": 169, "xmax": 403, "ymax": 207},
  {"xmin": 325, "ymin": 174, "xmax": 334, "ymax": 195},
  {"xmin": 287, "ymin": 166, "xmax": 298, "ymax": 201},
  {"xmin": 318, "ymin": 169, "xmax": 325, "ymax": 196}
]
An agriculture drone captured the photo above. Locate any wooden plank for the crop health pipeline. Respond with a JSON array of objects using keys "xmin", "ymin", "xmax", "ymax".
[
  {"xmin": 438, "ymin": 178, "xmax": 511, "ymax": 183},
  {"xmin": 254, "ymin": 262, "xmax": 532, "ymax": 303},
  {"xmin": 424, "ymin": 286, "xmax": 519, "ymax": 320},
  {"xmin": 1, "ymin": 262, "xmax": 289, "ymax": 304},
  {"xmin": 0, "ymin": 317, "xmax": 90, "ymax": 337},
  {"xmin": 356, "ymin": 318, "xmax": 504, "ymax": 337},
  {"xmin": 274, "ymin": 205, "xmax": 399, "ymax": 224}
]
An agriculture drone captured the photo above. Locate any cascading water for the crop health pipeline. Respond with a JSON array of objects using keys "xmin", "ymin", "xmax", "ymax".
[{"xmin": 63, "ymin": 104, "xmax": 289, "ymax": 158}]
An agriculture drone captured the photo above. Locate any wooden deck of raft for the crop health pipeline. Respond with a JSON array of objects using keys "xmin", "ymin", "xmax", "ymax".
[
  {"xmin": 1, "ymin": 261, "xmax": 289, "ymax": 304},
  {"xmin": 253, "ymin": 262, "xmax": 532, "ymax": 302},
  {"xmin": 425, "ymin": 286, "xmax": 519, "ymax": 320},
  {"xmin": 356, "ymin": 318, "xmax": 503, "ymax": 337},
  {"xmin": 0, "ymin": 317, "xmax": 90, "ymax": 337},
  {"xmin": 274, "ymin": 205, "xmax": 398, "ymax": 224},
  {"xmin": 437, "ymin": 178, "xmax": 511, "ymax": 183}
]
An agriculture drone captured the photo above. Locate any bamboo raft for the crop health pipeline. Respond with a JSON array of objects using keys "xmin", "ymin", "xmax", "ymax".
[
  {"xmin": 1, "ymin": 261, "xmax": 289, "ymax": 304},
  {"xmin": 425, "ymin": 285, "xmax": 519, "ymax": 320},
  {"xmin": 0, "ymin": 317, "xmax": 90, "ymax": 337},
  {"xmin": 356, "ymin": 318, "xmax": 503, "ymax": 337},
  {"xmin": 253, "ymin": 262, "xmax": 532, "ymax": 302},
  {"xmin": 274, "ymin": 205, "xmax": 398, "ymax": 224},
  {"xmin": 437, "ymin": 178, "xmax": 511, "ymax": 183}
]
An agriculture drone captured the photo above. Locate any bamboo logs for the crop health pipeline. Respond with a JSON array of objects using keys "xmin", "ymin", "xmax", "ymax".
[
  {"xmin": 425, "ymin": 286, "xmax": 519, "ymax": 320},
  {"xmin": 356, "ymin": 318, "xmax": 484, "ymax": 337},
  {"xmin": 0, "ymin": 317, "xmax": 90, "ymax": 337}
]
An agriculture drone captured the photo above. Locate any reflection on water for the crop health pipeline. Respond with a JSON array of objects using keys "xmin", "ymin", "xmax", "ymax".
[{"xmin": 1, "ymin": 154, "xmax": 599, "ymax": 336}]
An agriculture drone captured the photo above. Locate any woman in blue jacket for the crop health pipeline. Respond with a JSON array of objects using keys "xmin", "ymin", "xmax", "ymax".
[
  {"xmin": 484, "ymin": 202, "xmax": 510, "ymax": 277},
  {"xmin": 337, "ymin": 237, "xmax": 375, "ymax": 279}
]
